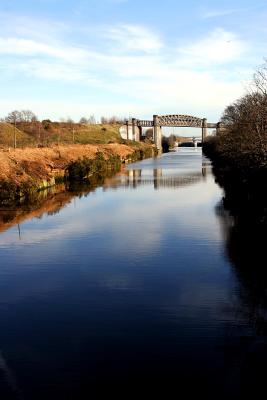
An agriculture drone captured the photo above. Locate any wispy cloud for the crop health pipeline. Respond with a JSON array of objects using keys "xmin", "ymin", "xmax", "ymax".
[
  {"xmin": 105, "ymin": 24, "xmax": 163, "ymax": 53},
  {"xmin": 0, "ymin": 38, "xmax": 89, "ymax": 61},
  {"xmin": 202, "ymin": 9, "xmax": 238, "ymax": 19},
  {"xmin": 0, "ymin": 11, "xmax": 68, "ymax": 42},
  {"xmin": 0, "ymin": 11, "xmax": 249, "ymax": 120},
  {"xmin": 178, "ymin": 28, "xmax": 246, "ymax": 65}
]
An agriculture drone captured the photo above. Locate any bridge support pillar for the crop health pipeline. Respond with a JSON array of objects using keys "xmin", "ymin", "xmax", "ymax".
[
  {"xmin": 126, "ymin": 121, "xmax": 129, "ymax": 140},
  {"xmin": 138, "ymin": 126, "xmax": 142, "ymax": 140},
  {"xmin": 202, "ymin": 118, "xmax": 208, "ymax": 142},
  {"xmin": 153, "ymin": 115, "xmax": 162, "ymax": 151},
  {"xmin": 132, "ymin": 118, "xmax": 138, "ymax": 141}
]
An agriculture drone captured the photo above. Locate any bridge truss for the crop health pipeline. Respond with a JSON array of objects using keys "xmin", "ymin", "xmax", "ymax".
[
  {"xmin": 158, "ymin": 115, "xmax": 203, "ymax": 127},
  {"xmin": 136, "ymin": 115, "xmax": 205, "ymax": 128}
]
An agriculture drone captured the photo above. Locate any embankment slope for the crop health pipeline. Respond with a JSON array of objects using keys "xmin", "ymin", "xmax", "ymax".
[{"xmin": 0, "ymin": 142, "xmax": 155, "ymax": 205}]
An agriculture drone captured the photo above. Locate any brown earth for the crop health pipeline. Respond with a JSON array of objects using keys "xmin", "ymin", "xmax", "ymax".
[{"xmin": 0, "ymin": 142, "xmax": 151, "ymax": 187}]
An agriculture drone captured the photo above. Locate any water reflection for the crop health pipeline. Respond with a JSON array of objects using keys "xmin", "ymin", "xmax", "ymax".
[
  {"xmin": 110, "ymin": 167, "xmax": 207, "ymax": 190},
  {"xmin": 216, "ymin": 201, "xmax": 267, "ymax": 397},
  {"xmin": 0, "ymin": 148, "xmax": 266, "ymax": 399},
  {"xmin": 106, "ymin": 151, "xmax": 210, "ymax": 191},
  {"xmin": 0, "ymin": 149, "xmax": 211, "ymax": 236}
]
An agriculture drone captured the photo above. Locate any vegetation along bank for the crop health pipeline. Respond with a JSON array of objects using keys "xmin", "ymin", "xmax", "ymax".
[
  {"xmin": 203, "ymin": 61, "xmax": 267, "ymax": 226},
  {"xmin": 0, "ymin": 142, "xmax": 157, "ymax": 206}
]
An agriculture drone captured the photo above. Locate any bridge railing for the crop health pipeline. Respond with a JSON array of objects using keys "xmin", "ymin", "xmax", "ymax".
[{"xmin": 137, "ymin": 120, "xmax": 153, "ymax": 127}]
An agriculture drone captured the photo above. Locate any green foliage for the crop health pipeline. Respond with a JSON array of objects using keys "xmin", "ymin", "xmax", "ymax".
[{"xmin": 67, "ymin": 152, "xmax": 121, "ymax": 181}]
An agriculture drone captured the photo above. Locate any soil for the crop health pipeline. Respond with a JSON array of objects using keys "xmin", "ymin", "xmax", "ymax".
[{"xmin": 0, "ymin": 143, "xmax": 148, "ymax": 185}]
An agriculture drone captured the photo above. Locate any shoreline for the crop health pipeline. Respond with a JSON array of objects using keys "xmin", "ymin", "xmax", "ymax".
[
  {"xmin": 203, "ymin": 143, "xmax": 267, "ymax": 227},
  {"xmin": 0, "ymin": 142, "xmax": 157, "ymax": 206}
]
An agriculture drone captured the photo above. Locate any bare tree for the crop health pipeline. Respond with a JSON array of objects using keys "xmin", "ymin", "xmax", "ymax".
[
  {"xmin": 253, "ymin": 59, "xmax": 267, "ymax": 95},
  {"xmin": 88, "ymin": 115, "xmax": 96, "ymax": 125},
  {"xmin": 100, "ymin": 116, "xmax": 124, "ymax": 125},
  {"xmin": 79, "ymin": 117, "xmax": 88, "ymax": 124},
  {"xmin": 5, "ymin": 110, "xmax": 23, "ymax": 124},
  {"xmin": 101, "ymin": 116, "xmax": 107, "ymax": 124},
  {"xmin": 21, "ymin": 110, "xmax": 38, "ymax": 122}
]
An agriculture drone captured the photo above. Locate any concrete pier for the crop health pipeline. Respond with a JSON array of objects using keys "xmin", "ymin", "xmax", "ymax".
[
  {"xmin": 202, "ymin": 118, "xmax": 208, "ymax": 142},
  {"xmin": 153, "ymin": 115, "xmax": 162, "ymax": 151},
  {"xmin": 132, "ymin": 118, "xmax": 138, "ymax": 141}
]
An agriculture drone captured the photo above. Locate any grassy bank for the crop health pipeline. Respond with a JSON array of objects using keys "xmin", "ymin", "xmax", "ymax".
[
  {"xmin": 0, "ymin": 122, "xmax": 121, "ymax": 148},
  {"xmin": 0, "ymin": 142, "xmax": 157, "ymax": 206}
]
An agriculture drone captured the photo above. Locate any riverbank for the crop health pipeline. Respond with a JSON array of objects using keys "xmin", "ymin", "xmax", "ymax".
[
  {"xmin": 203, "ymin": 139, "xmax": 267, "ymax": 226},
  {"xmin": 0, "ymin": 142, "xmax": 156, "ymax": 206}
]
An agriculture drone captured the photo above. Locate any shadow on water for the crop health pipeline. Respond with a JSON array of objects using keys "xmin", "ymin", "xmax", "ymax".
[{"xmin": 215, "ymin": 183, "xmax": 267, "ymax": 397}]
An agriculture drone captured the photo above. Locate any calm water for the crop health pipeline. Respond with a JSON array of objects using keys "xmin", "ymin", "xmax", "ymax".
[{"xmin": 0, "ymin": 148, "xmax": 266, "ymax": 399}]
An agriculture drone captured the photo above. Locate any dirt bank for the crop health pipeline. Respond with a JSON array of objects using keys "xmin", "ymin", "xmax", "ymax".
[{"xmin": 0, "ymin": 142, "xmax": 156, "ymax": 205}]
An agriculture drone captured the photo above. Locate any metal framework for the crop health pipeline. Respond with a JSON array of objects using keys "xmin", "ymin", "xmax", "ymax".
[
  {"xmin": 158, "ymin": 115, "xmax": 203, "ymax": 127},
  {"xmin": 137, "ymin": 120, "xmax": 153, "ymax": 127},
  {"xmin": 136, "ymin": 115, "xmax": 206, "ymax": 128},
  {"xmin": 125, "ymin": 114, "xmax": 224, "ymax": 150}
]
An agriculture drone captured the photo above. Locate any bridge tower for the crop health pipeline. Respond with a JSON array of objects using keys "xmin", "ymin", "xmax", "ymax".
[
  {"xmin": 126, "ymin": 120, "xmax": 129, "ymax": 140},
  {"xmin": 202, "ymin": 118, "xmax": 208, "ymax": 142},
  {"xmin": 138, "ymin": 125, "xmax": 142, "ymax": 140},
  {"xmin": 132, "ymin": 118, "xmax": 139, "ymax": 141},
  {"xmin": 153, "ymin": 115, "xmax": 162, "ymax": 151}
]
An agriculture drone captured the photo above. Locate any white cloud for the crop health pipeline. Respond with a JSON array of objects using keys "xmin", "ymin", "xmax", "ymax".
[
  {"xmin": 0, "ymin": 12, "xmax": 68, "ymax": 42},
  {"xmin": 0, "ymin": 37, "xmax": 89, "ymax": 62},
  {"xmin": 105, "ymin": 24, "xmax": 163, "ymax": 53},
  {"xmin": 178, "ymin": 28, "xmax": 246, "ymax": 65},
  {"xmin": 0, "ymin": 19, "xmax": 250, "ymax": 121}
]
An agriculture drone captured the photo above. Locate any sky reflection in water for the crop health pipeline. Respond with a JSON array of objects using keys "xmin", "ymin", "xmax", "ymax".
[{"xmin": 0, "ymin": 148, "xmax": 265, "ymax": 399}]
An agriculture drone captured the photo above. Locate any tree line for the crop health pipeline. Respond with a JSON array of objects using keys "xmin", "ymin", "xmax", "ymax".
[
  {"xmin": 0, "ymin": 110, "xmax": 127, "ymax": 125},
  {"xmin": 0, "ymin": 111, "xmax": 126, "ymax": 125},
  {"xmin": 204, "ymin": 59, "xmax": 267, "ymax": 171}
]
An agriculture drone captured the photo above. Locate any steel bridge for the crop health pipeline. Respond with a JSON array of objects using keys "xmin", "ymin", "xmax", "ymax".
[{"xmin": 123, "ymin": 114, "xmax": 224, "ymax": 150}]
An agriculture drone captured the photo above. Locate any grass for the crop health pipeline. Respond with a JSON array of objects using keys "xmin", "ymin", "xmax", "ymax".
[
  {"xmin": 0, "ymin": 122, "xmax": 121, "ymax": 147},
  {"xmin": 0, "ymin": 122, "xmax": 35, "ymax": 148}
]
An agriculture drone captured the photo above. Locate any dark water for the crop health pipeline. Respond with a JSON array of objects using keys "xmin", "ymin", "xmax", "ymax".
[{"xmin": 0, "ymin": 148, "xmax": 266, "ymax": 399}]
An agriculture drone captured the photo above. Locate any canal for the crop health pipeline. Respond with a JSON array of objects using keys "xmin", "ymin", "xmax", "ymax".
[{"xmin": 0, "ymin": 148, "xmax": 266, "ymax": 399}]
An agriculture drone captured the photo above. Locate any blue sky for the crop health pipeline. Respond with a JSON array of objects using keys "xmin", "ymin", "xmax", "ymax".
[{"xmin": 0, "ymin": 0, "xmax": 266, "ymax": 122}]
